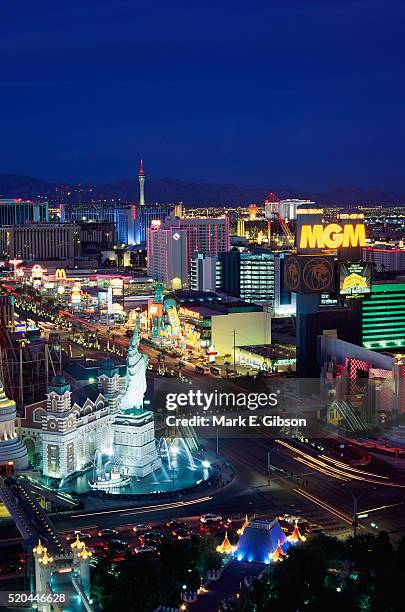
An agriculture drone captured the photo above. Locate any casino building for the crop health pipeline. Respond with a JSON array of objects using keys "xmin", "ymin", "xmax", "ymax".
[
  {"xmin": 0, "ymin": 379, "xmax": 28, "ymax": 473},
  {"xmin": 285, "ymin": 208, "xmax": 368, "ymax": 377},
  {"xmin": 362, "ymin": 282, "xmax": 405, "ymax": 350},
  {"xmin": 17, "ymin": 360, "xmax": 121, "ymax": 479}
]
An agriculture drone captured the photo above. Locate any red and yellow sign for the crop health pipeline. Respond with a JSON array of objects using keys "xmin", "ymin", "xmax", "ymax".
[{"xmin": 299, "ymin": 223, "xmax": 366, "ymax": 250}]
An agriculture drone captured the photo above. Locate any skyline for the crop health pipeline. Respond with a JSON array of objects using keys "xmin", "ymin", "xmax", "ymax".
[{"xmin": 1, "ymin": 1, "xmax": 405, "ymax": 190}]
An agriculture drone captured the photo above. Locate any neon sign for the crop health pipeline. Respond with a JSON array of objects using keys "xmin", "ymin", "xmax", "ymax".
[{"xmin": 299, "ymin": 223, "xmax": 366, "ymax": 250}]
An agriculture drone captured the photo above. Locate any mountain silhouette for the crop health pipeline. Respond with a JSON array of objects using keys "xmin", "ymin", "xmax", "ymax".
[{"xmin": 0, "ymin": 174, "xmax": 404, "ymax": 207}]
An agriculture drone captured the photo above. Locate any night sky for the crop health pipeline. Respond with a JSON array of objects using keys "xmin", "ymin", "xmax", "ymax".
[{"xmin": 1, "ymin": 1, "xmax": 404, "ymax": 190}]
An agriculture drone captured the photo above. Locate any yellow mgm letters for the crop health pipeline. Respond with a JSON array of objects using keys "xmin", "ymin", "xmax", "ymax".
[{"xmin": 299, "ymin": 223, "xmax": 366, "ymax": 250}]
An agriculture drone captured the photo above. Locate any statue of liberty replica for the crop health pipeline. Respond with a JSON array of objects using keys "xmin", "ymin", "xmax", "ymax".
[{"xmin": 113, "ymin": 318, "xmax": 161, "ymax": 477}]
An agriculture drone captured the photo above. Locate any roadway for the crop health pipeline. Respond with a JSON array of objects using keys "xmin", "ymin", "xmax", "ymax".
[
  {"xmin": 45, "ymin": 434, "xmax": 405, "ymax": 547},
  {"xmin": 6, "ymin": 300, "xmax": 405, "ymax": 555}
]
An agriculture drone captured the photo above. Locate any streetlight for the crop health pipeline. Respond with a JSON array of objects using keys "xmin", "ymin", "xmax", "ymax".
[
  {"xmin": 267, "ymin": 447, "xmax": 278, "ymax": 487},
  {"xmin": 342, "ymin": 484, "xmax": 368, "ymax": 538}
]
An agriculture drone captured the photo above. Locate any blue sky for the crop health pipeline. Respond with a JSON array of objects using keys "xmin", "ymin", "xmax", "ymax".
[{"xmin": 1, "ymin": 0, "xmax": 404, "ymax": 190}]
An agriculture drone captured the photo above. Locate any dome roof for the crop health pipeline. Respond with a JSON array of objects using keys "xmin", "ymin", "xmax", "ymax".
[
  {"xmin": 51, "ymin": 375, "xmax": 67, "ymax": 385},
  {"xmin": 101, "ymin": 358, "xmax": 115, "ymax": 368}
]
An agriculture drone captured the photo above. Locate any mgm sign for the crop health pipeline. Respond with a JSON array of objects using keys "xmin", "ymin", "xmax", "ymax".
[{"xmin": 299, "ymin": 223, "xmax": 366, "ymax": 250}]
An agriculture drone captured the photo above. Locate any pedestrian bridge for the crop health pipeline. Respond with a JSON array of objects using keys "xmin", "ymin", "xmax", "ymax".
[{"xmin": 0, "ymin": 475, "xmax": 94, "ymax": 611}]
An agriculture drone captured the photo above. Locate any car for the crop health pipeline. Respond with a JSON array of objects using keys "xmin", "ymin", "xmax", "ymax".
[
  {"xmin": 195, "ymin": 365, "xmax": 210, "ymax": 375},
  {"xmin": 105, "ymin": 540, "xmax": 131, "ymax": 554},
  {"xmin": 200, "ymin": 513, "xmax": 222, "ymax": 524},
  {"xmin": 278, "ymin": 514, "xmax": 300, "ymax": 524},
  {"xmin": 210, "ymin": 366, "xmax": 221, "ymax": 376},
  {"xmin": 225, "ymin": 514, "xmax": 245, "ymax": 525},
  {"xmin": 132, "ymin": 523, "xmax": 152, "ymax": 533},
  {"xmin": 146, "ymin": 530, "xmax": 164, "ymax": 542},
  {"xmin": 134, "ymin": 544, "xmax": 157, "ymax": 554},
  {"xmin": 140, "ymin": 534, "xmax": 160, "ymax": 547},
  {"xmin": 175, "ymin": 528, "xmax": 192, "ymax": 540},
  {"xmin": 306, "ymin": 523, "xmax": 325, "ymax": 534},
  {"xmin": 166, "ymin": 520, "xmax": 187, "ymax": 530},
  {"xmin": 66, "ymin": 530, "xmax": 92, "ymax": 541},
  {"xmin": 97, "ymin": 528, "xmax": 118, "ymax": 537}
]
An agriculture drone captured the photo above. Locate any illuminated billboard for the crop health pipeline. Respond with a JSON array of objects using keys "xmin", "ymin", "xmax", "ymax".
[
  {"xmin": 284, "ymin": 254, "xmax": 336, "ymax": 293},
  {"xmin": 339, "ymin": 262, "xmax": 372, "ymax": 297},
  {"xmin": 299, "ymin": 223, "xmax": 366, "ymax": 250},
  {"xmin": 71, "ymin": 284, "xmax": 81, "ymax": 304}
]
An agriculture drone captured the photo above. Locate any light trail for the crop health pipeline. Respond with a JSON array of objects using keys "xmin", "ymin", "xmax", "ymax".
[
  {"xmin": 357, "ymin": 501, "xmax": 404, "ymax": 515},
  {"xmin": 71, "ymin": 496, "xmax": 213, "ymax": 519},
  {"xmin": 277, "ymin": 440, "xmax": 405, "ymax": 488},
  {"xmin": 60, "ymin": 525, "xmax": 98, "ymax": 533},
  {"xmin": 293, "ymin": 488, "xmax": 354, "ymax": 526},
  {"xmin": 319, "ymin": 455, "xmax": 389, "ymax": 479},
  {"xmin": 292, "ymin": 455, "xmax": 350, "ymax": 481}
]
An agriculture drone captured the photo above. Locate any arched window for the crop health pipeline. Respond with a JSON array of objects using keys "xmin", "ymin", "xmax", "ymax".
[{"xmin": 33, "ymin": 408, "xmax": 46, "ymax": 423}]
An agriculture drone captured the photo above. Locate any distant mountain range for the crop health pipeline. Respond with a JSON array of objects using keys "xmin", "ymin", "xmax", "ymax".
[{"xmin": 0, "ymin": 173, "xmax": 404, "ymax": 207}]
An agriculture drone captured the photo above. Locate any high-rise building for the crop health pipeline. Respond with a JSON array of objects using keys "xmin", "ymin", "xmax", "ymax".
[
  {"xmin": 0, "ymin": 295, "xmax": 15, "ymax": 332},
  {"xmin": 61, "ymin": 201, "xmax": 137, "ymax": 246},
  {"xmin": 362, "ymin": 282, "xmax": 405, "ymax": 350},
  {"xmin": 78, "ymin": 221, "xmax": 117, "ymax": 253},
  {"xmin": 60, "ymin": 201, "xmax": 116, "ymax": 224},
  {"xmin": 0, "ymin": 224, "xmax": 80, "ymax": 264},
  {"xmin": 264, "ymin": 198, "xmax": 314, "ymax": 221},
  {"xmin": 363, "ymin": 246, "xmax": 405, "ymax": 273},
  {"xmin": 190, "ymin": 253, "xmax": 221, "ymax": 292},
  {"xmin": 220, "ymin": 251, "xmax": 275, "ymax": 304},
  {"xmin": 175, "ymin": 216, "xmax": 230, "ymax": 261},
  {"xmin": 147, "ymin": 215, "xmax": 230, "ymax": 288},
  {"xmin": 0, "ymin": 199, "xmax": 49, "ymax": 225},
  {"xmin": 134, "ymin": 203, "xmax": 174, "ymax": 244},
  {"xmin": 147, "ymin": 221, "xmax": 188, "ymax": 288}
]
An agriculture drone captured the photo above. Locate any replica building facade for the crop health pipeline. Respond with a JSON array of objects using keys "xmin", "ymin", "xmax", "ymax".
[{"xmin": 18, "ymin": 360, "xmax": 121, "ymax": 478}]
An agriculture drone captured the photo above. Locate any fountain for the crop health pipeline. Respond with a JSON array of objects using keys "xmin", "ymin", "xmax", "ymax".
[
  {"xmin": 59, "ymin": 320, "xmax": 217, "ymax": 496},
  {"xmin": 170, "ymin": 437, "xmax": 195, "ymax": 468},
  {"xmin": 88, "ymin": 452, "xmax": 130, "ymax": 491},
  {"xmin": 94, "ymin": 449, "xmax": 104, "ymax": 480},
  {"xmin": 158, "ymin": 438, "xmax": 173, "ymax": 470}
]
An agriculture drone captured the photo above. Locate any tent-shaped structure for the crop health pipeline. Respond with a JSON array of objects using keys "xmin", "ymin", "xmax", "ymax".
[
  {"xmin": 289, "ymin": 521, "xmax": 306, "ymax": 543},
  {"xmin": 272, "ymin": 540, "xmax": 286, "ymax": 562},
  {"xmin": 234, "ymin": 518, "xmax": 288, "ymax": 564},
  {"xmin": 217, "ymin": 531, "xmax": 235, "ymax": 555}
]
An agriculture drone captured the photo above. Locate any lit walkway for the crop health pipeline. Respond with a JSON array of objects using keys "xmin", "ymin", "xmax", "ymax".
[
  {"xmin": 0, "ymin": 475, "xmax": 67, "ymax": 555},
  {"xmin": 190, "ymin": 560, "xmax": 265, "ymax": 611}
]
